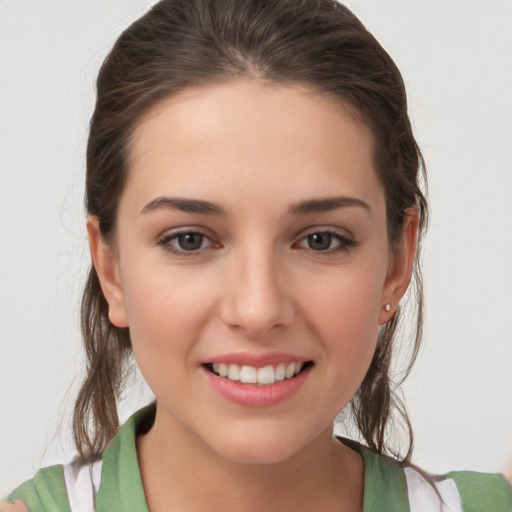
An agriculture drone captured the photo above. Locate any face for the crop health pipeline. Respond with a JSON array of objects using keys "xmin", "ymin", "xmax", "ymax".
[{"xmin": 90, "ymin": 81, "xmax": 414, "ymax": 464}]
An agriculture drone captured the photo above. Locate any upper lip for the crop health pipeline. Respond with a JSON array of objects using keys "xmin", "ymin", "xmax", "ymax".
[{"xmin": 204, "ymin": 352, "xmax": 310, "ymax": 368}]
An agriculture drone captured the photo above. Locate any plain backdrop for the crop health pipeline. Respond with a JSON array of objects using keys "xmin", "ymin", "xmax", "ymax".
[{"xmin": 1, "ymin": 0, "xmax": 511, "ymax": 495}]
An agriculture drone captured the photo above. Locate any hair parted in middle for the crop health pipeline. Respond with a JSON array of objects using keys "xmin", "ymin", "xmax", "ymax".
[{"xmin": 75, "ymin": 0, "xmax": 428, "ymax": 463}]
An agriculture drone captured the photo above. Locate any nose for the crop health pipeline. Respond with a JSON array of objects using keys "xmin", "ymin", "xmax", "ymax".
[{"xmin": 219, "ymin": 247, "xmax": 295, "ymax": 338}]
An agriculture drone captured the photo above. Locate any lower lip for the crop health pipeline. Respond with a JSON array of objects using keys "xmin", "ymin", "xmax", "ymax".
[{"xmin": 202, "ymin": 366, "xmax": 311, "ymax": 408}]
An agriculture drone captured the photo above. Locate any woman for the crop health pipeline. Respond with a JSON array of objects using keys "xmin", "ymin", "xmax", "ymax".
[{"xmin": 2, "ymin": 1, "xmax": 511, "ymax": 510}]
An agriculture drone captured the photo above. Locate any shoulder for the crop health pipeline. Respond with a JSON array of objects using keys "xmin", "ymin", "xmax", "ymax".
[
  {"xmin": 404, "ymin": 465, "xmax": 511, "ymax": 512},
  {"xmin": 2, "ymin": 460, "xmax": 105, "ymax": 512},
  {"xmin": 1, "ymin": 407, "xmax": 151, "ymax": 512},
  {"xmin": 405, "ymin": 466, "xmax": 511, "ymax": 512},
  {"xmin": 351, "ymin": 442, "xmax": 511, "ymax": 512},
  {"xmin": 2, "ymin": 465, "xmax": 71, "ymax": 512},
  {"xmin": 444, "ymin": 470, "xmax": 512, "ymax": 512}
]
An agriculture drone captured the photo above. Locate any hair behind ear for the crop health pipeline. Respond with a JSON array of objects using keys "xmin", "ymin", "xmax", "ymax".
[
  {"xmin": 346, "ymin": 206, "xmax": 423, "ymax": 465},
  {"xmin": 349, "ymin": 309, "xmax": 414, "ymax": 463},
  {"xmin": 73, "ymin": 267, "xmax": 132, "ymax": 459}
]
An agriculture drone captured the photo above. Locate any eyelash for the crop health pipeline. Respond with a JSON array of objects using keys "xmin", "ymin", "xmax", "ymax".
[
  {"xmin": 293, "ymin": 229, "xmax": 356, "ymax": 255},
  {"xmin": 157, "ymin": 230, "xmax": 218, "ymax": 257},
  {"xmin": 156, "ymin": 228, "xmax": 356, "ymax": 257}
]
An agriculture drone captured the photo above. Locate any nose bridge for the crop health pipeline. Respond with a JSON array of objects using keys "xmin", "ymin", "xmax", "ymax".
[{"xmin": 222, "ymin": 240, "xmax": 293, "ymax": 336}]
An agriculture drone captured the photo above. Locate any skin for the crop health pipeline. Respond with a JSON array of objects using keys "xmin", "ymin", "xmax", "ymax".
[
  {"xmin": 88, "ymin": 80, "xmax": 418, "ymax": 512},
  {"xmin": 0, "ymin": 503, "xmax": 27, "ymax": 512}
]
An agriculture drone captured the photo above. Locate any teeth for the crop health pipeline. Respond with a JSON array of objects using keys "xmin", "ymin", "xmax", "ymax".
[
  {"xmin": 275, "ymin": 363, "xmax": 286, "ymax": 381},
  {"xmin": 285, "ymin": 362, "xmax": 295, "ymax": 379},
  {"xmin": 257, "ymin": 365, "xmax": 275, "ymax": 384},
  {"xmin": 210, "ymin": 362, "xmax": 307, "ymax": 385},
  {"xmin": 228, "ymin": 364, "xmax": 240, "ymax": 381},
  {"xmin": 240, "ymin": 365, "xmax": 257, "ymax": 383}
]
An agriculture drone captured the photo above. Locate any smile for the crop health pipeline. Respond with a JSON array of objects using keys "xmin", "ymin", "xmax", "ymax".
[{"xmin": 205, "ymin": 362, "xmax": 312, "ymax": 386}]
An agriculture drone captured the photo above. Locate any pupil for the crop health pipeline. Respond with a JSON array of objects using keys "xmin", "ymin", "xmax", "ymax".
[
  {"xmin": 308, "ymin": 233, "xmax": 331, "ymax": 251},
  {"xmin": 178, "ymin": 233, "xmax": 203, "ymax": 250}
]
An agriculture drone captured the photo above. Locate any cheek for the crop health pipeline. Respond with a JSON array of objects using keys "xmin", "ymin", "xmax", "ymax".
[
  {"xmin": 120, "ymin": 263, "xmax": 216, "ymax": 370},
  {"xmin": 122, "ymin": 251, "xmax": 211, "ymax": 324},
  {"xmin": 300, "ymin": 265, "xmax": 384, "ymax": 382},
  {"xmin": 302, "ymin": 263, "xmax": 384, "ymax": 336}
]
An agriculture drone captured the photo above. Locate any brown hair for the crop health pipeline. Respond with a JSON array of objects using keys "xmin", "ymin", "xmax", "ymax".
[{"xmin": 74, "ymin": 0, "xmax": 428, "ymax": 463}]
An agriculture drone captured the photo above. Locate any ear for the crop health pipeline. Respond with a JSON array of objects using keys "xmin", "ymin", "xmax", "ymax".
[
  {"xmin": 378, "ymin": 208, "xmax": 419, "ymax": 325},
  {"xmin": 86, "ymin": 216, "xmax": 129, "ymax": 328}
]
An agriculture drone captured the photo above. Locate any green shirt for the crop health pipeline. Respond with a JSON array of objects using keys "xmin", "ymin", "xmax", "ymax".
[{"xmin": 6, "ymin": 407, "xmax": 512, "ymax": 511}]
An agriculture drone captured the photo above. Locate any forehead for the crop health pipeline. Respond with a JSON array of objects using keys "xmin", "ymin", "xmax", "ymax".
[{"xmin": 123, "ymin": 80, "xmax": 383, "ymax": 216}]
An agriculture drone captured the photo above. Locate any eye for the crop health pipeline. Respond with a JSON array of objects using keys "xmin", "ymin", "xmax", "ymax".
[
  {"xmin": 304, "ymin": 233, "xmax": 334, "ymax": 251},
  {"xmin": 295, "ymin": 230, "xmax": 355, "ymax": 253},
  {"xmin": 157, "ymin": 230, "xmax": 217, "ymax": 255},
  {"xmin": 175, "ymin": 232, "xmax": 207, "ymax": 251}
]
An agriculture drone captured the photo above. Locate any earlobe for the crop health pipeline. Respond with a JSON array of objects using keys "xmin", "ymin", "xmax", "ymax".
[
  {"xmin": 378, "ymin": 208, "xmax": 419, "ymax": 325},
  {"xmin": 86, "ymin": 216, "xmax": 129, "ymax": 328}
]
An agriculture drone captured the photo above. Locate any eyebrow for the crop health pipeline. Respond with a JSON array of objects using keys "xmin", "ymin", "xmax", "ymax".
[
  {"xmin": 288, "ymin": 196, "xmax": 371, "ymax": 215},
  {"xmin": 140, "ymin": 195, "xmax": 371, "ymax": 216},
  {"xmin": 141, "ymin": 196, "xmax": 226, "ymax": 215}
]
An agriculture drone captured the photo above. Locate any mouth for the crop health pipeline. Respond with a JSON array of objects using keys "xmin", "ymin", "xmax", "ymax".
[{"xmin": 203, "ymin": 361, "xmax": 314, "ymax": 386}]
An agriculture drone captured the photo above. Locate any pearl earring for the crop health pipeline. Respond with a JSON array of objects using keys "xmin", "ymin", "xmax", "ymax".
[{"xmin": 384, "ymin": 304, "xmax": 391, "ymax": 312}]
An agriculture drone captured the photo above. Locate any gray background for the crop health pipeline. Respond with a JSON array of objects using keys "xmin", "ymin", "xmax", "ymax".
[{"xmin": 1, "ymin": 0, "xmax": 511, "ymax": 494}]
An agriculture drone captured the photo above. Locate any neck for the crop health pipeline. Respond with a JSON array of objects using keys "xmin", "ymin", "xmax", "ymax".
[{"xmin": 137, "ymin": 407, "xmax": 364, "ymax": 512}]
